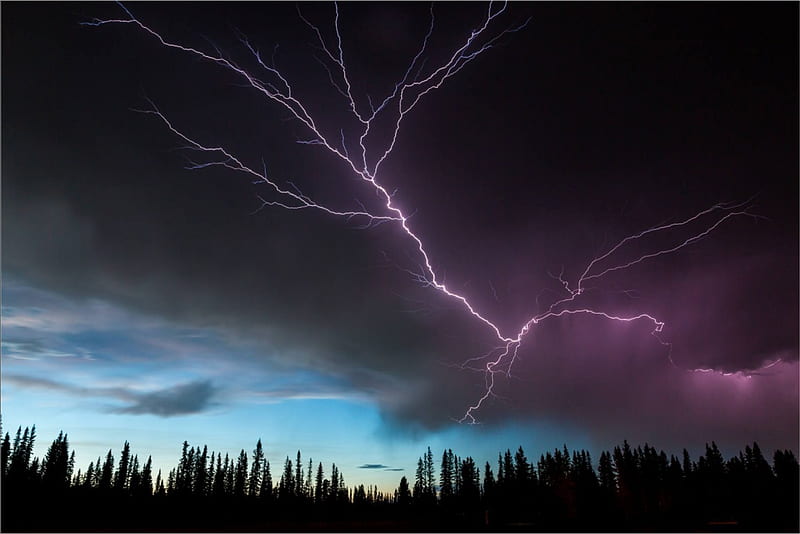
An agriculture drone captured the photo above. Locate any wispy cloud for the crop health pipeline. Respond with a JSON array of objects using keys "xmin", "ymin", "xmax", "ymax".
[
  {"xmin": 358, "ymin": 464, "xmax": 403, "ymax": 471},
  {"xmin": 246, "ymin": 383, "xmax": 370, "ymax": 403},
  {"xmin": 1, "ymin": 283, "xmax": 151, "ymax": 334},
  {"xmin": 2, "ymin": 341, "xmax": 93, "ymax": 361},
  {"xmin": 5, "ymin": 374, "xmax": 218, "ymax": 417}
]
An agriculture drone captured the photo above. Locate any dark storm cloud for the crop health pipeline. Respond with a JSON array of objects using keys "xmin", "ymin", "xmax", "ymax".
[
  {"xmin": 382, "ymin": 302, "xmax": 798, "ymax": 452},
  {"xmin": 5, "ymin": 374, "xmax": 218, "ymax": 417},
  {"xmin": 3, "ymin": 2, "xmax": 797, "ymax": 450}
]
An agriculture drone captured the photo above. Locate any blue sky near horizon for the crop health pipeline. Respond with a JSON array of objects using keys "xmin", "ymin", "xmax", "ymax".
[{"xmin": 2, "ymin": 279, "xmax": 597, "ymax": 492}]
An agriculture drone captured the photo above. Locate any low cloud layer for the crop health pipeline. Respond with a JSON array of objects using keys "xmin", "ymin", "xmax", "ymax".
[
  {"xmin": 5, "ymin": 375, "xmax": 218, "ymax": 417},
  {"xmin": 111, "ymin": 380, "xmax": 218, "ymax": 416}
]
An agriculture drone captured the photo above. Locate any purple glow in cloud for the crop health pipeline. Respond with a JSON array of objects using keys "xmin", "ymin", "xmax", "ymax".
[{"xmin": 84, "ymin": 2, "xmax": 768, "ymax": 424}]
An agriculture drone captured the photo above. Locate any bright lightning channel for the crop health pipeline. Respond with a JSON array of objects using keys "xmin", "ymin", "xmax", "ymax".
[{"xmin": 84, "ymin": 2, "xmax": 760, "ymax": 424}]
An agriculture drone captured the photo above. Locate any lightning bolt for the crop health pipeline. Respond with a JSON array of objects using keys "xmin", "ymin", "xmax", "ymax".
[{"xmin": 84, "ymin": 2, "xmax": 761, "ymax": 424}]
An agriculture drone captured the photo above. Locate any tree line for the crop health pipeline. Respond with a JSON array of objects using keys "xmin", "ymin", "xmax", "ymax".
[{"xmin": 1, "ymin": 424, "xmax": 797, "ymax": 531}]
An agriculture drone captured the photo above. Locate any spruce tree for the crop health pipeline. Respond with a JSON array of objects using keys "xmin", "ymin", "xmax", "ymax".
[
  {"xmin": 260, "ymin": 460, "xmax": 273, "ymax": 499},
  {"xmin": 213, "ymin": 453, "xmax": 225, "ymax": 497},
  {"xmin": 329, "ymin": 464, "xmax": 339, "ymax": 503},
  {"xmin": 314, "ymin": 462, "xmax": 324, "ymax": 503},
  {"xmin": 128, "ymin": 455, "xmax": 141, "ymax": 495},
  {"xmin": 396, "ymin": 476, "xmax": 411, "ymax": 506},
  {"xmin": 140, "ymin": 456, "xmax": 153, "ymax": 497},
  {"xmin": 295, "ymin": 450, "xmax": 304, "ymax": 498},
  {"xmin": 1, "ymin": 432, "xmax": 10, "ymax": 477},
  {"xmin": 280, "ymin": 456, "xmax": 295, "ymax": 499},
  {"xmin": 424, "ymin": 447, "xmax": 436, "ymax": 500},
  {"xmin": 440, "ymin": 449, "xmax": 454, "ymax": 504},
  {"xmin": 248, "ymin": 439, "xmax": 264, "ymax": 497},
  {"xmin": 83, "ymin": 461, "xmax": 95, "ymax": 489},
  {"xmin": 224, "ymin": 454, "xmax": 234, "ymax": 495},
  {"xmin": 306, "ymin": 458, "xmax": 313, "ymax": 499},
  {"xmin": 483, "ymin": 462, "xmax": 495, "ymax": 499},
  {"xmin": 114, "ymin": 441, "xmax": 131, "ymax": 491},
  {"xmin": 42, "ymin": 431, "xmax": 70, "ymax": 490},
  {"xmin": 155, "ymin": 469, "xmax": 166, "ymax": 496},
  {"xmin": 234, "ymin": 449, "xmax": 248, "ymax": 497},
  {"xmin": 99, "ymin": 450, "xmax": 115, "ymax": 491},
  {"xmin": 194, "ymin": 445, "xmax": 208, "ymax": 496},
  {"xmin": 598, "ymin": 451, "xmax": 616, "ymax": 493},
  {"xmin": 413, "ymin": 457, "xmax": 424, "ymax": 501}
]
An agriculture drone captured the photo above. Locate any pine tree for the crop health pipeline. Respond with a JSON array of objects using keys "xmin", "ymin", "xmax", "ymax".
[
  {"xmin": 224, "ymin": 454, "xmax": 234, "ymax": 495},
  {"xmin": 459, "ymin": 457, "xmax": 480, "ymax": 505},
  {"xmin": 306, "ymin": 458, "xmax": 313, "ymax": 500},
  {"xmin": 598, "ymin": 450, "xmax": 616, "ymax": 493},
  {"xmin": 248, "ymin": 439, "xmax": 264, "ymax": 497},
  {"xmin": 354, "ymin": 484, "xmax": 367, "ymax": 505},
  {"xmin": 140, "ymin": 456, "xmax": 153, "ymax": 497},
  {"xmin": 155, "ymin": 469, "xmax": 166, "ymax": 496},
  {"xmin": 440, "ymin": 449, "xmax": 454, "ymax": 504},
  {"xmin": 11, "ymin": 427, "xmax": 22, "ymax": 459},
  {"xmin": 30, "ymin": 457, "xmax": 41, "ymax": 482},
  {"xmin": 329, "ymin": 463, "xmax": 339, "ymax": 503},
  {"xmin": 515, "ymin": 446, "xmax": 531, "ymax": 487},
  {"xmin": 207, "ymin": 451, "xmax": 216, "ymax": 494},
  {"xmin": 1, "ymin": 432, "xmax": 10, "ymax": 477},
  {"xmin": 497, "ymin": 452, "xmax": 504, "ymax": 486},
  {"xmin": 280, "ymin": 456, "xmax": 295, "ymax": 500},
  {"xmin": 424, "ymin": 447, "xmax": 436, "ymax": 500},
  {"xmin": 92, "ymin": 456, "xmax": 102, "ymax": 487},
  {"xmin": 314, "ymin": 462, "xmax": 324, "ymax": 503},
  {"xmin": 7, "ymin": 427, "xmax": 29, "ymax": 483},
  {"xmin": 155, "ymin": 469, "xmax": 167, "ymax": 497},
  {"xmin": 295, "ymin": 450, "xmax": 304, "ymax": 498},
  {"xmin": 483, "ymin": 461, "xmax": 495, "ymax": 499},
  {"xmin": 453, "ymin": 454, "xmax": 462, "ymax": 496},
  {"xmin": 413, "ymin": 457, "xmax": 425, "ymax": 501},
  {"xmin": 260, "ymin": 460, "xmax": 273, "ymax": 499},
  {"xmin": 99, "ymin": 450, "xmax": 115, "ymax": 491},
  {"xmin": 67, "ymin": 450, "xmax": 75, "ymax": 486},
  {"xmin": 25, "ymin": 425, "xmax": 36, "ymax": 468},
  {"xmin": 502, "ymin": 449, "xmax": 515, "ymax": 490},
  {"xmin": 682, "ymin": 448, "xmax": 693, "ymax": 475},
  {"xmin": 42, "ymin": 431, "xmax": 71, "ymax": 490},
  {"xmin": 83, "ymin": 461, "xmax": 96, "ymax": 489},
  {"xmin": 194, "ymin": 445, "xmax": 208, "ymax": 496},
  {"xmin": 167, "ymin": 468, "xmax": 176, "ymax": 494},
  {"xmin": 128, "ymin": 455, "xmax": 141, "ymax": 495},
  {"xmin": 114, "ymin": 441, "xmax": 131, "ymax": 491},
  {"xmin": 175, "ymin": 441, "xmax": 192, "ymax": 495},
  {"xmin": 396, "ymin": 476, "xmax": 411, "ymax": 506},
  {"xmin": 213, "ymin": 453, "xmax": 225, "ymax": 497},
  {"xmin": 338, "ymin": 470, "xmax": 346, "ymax": 502},
  {"xmin": 234, "ymin": 449, "xmax": 248, "ymax": 497}
]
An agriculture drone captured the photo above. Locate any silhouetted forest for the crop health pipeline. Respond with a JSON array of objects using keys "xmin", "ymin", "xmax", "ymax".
[{"xmin": 1, "ymin": 424, "xmax": 797, "ymax": 532}]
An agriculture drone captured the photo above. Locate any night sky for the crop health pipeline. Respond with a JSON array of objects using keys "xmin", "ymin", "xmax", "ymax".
[{"xmin": 2, "ymin": 2, "xmax": 798, "ymax": 491}]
